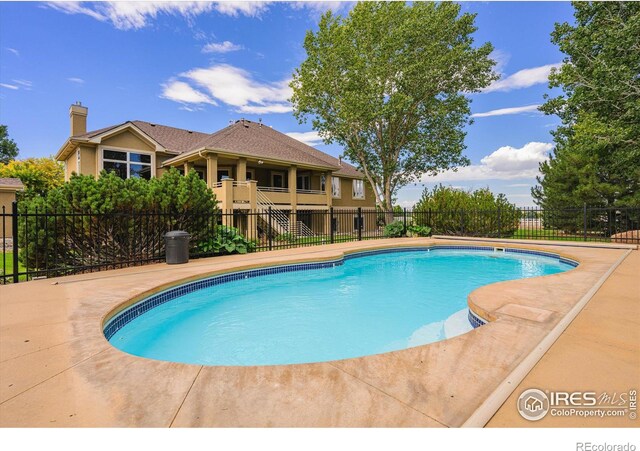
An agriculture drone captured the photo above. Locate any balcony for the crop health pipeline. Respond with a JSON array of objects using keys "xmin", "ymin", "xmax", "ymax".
[{"xmin": 212, "ymin": 180, "xmax": 328, "ymax": 210}]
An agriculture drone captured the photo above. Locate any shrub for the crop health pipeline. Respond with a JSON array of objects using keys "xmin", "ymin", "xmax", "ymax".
[
  {"xmin": 275, "ymin": 233, "xmax": 296, "ymax": 243},
  {"xmin": 383, "ymin": 221, "xmax": 405, "ymax": 237},
  {"xmin": 407, "ymin": 224, "xmax": 431, "ymax": 237},
  {"xmin": 17, "ymin": 168, "xmax": 218, "ymax": 271},
  {"xmin": 413, "ymin": 185, "xmax": 520, "ymax": 237},
  {"xmin": 197, "ymin": 226, "xmax": 256, "ymax": 255}
]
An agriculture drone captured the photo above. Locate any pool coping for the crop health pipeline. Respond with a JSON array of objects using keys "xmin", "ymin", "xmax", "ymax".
[{"xmin": 0, "ymin": 238, "xmax": 635, "ymax": 427}]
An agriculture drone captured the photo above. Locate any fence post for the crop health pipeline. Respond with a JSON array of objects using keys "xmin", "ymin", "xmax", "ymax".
[
  {"xmin": 12, "ymin": 201, "xmax": 19, "ymax": 284},
  {"xmin": 357, "ymin": 207, "xmax": 362, "ymax": 241},
  {"xmin": 330, "ymin": 207, "xmax": 335, "ymax": 244},
  {"xmin": 497, "ymin": 206, "xmax": 502, "ymax": 238},
  {"xmin": 268, "ymin": 206, "xmax": 273, "ymax": 251},
  {"xmin": 583, "ymin": 203, "xmax": 587, "ymax": 242},
  {"xmin": 403, "ymin": 208, "xmax": 407, "ymax": 236}
]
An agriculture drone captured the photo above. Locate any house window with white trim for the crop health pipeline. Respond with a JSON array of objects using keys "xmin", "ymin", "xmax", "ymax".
[
  {"xmin": 331, "ymin": 176, "xmax": 341, "ymax": 198},
  {"xmin": 352, "ymin": 179, "xmax": 365, "ymax": 199},
  {"xmin": 102, "ymin": 149, "xmax": 152, "ymax": 180}
]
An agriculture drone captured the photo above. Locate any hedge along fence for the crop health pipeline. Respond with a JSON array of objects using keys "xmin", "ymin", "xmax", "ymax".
[
  {"xmin": 412, "ymin": 185, "xmax": 521, "ymax": 237},
  {"xmin": 16, "ymin": 168, "xmax": 218, "ymax": 275}
]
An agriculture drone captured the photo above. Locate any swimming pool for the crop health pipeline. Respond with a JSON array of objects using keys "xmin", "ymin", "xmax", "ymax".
[{"xmin": 105, "ymin": 247, "xmax": 576, "ymax": 366}]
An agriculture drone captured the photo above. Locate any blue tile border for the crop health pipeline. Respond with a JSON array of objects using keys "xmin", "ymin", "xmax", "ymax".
[
  {"xmin": 468, "ymin": 309, "xmax": 488, "ymax": 329},
  {"xmin": 104, "ymin": 245, "xmax": 578, "ymax": 340}
]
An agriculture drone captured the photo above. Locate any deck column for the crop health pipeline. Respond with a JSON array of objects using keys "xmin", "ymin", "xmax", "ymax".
[
  {"xmin": 324, "ymin": 173, "xmax": 333, "ymax": 207},
  {"xmin": 288, "ymin": 166, "xmax": 297, "ymax": 235},
  {"xmin": 248, "ymin": 180, "xmax": 258, "ymax": 240},
  {"xmin": 237, "ymin": 158, "xmax": 247, "ymax": 182},
  {"xmin": 184, "ymin": 161, "xmax": 194, "ymax": 175},
  {"xmin": 220, "ymin": 178, "xmax": 234, "ymax": 227},
  {"xmin": 206, "ymin": 154, "xmax": 218, "ymax": 188}
]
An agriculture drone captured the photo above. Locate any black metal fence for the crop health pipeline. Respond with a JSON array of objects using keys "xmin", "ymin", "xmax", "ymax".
[{"xmin": 1, "ymin": 202, "xmax": 638, "ymax": 284}]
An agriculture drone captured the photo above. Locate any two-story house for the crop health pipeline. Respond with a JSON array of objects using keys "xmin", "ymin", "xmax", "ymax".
[{"xmin": 55, "ymin": 103, "xmax": 377, "ymax": 237}]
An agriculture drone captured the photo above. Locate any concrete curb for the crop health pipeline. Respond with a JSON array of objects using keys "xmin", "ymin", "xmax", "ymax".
[{"xmin": 461, "ymin": 247, "xmax": 634, "ymax": 427}]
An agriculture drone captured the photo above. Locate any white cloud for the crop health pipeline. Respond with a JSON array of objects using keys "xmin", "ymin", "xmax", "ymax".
[
  {"xmin": 160, "ymin": 80, "xmax": 216, "ymax": 105},
  {"xmin": 214, "ymin": 1, "xmax": 270, "ymax": 17},
  {"xmin": 472, "ymin": 104, "xmax": 541, "ymax": 118},
  {"xmin": 0, "ymin": 83, "xmax": 19, "ymax": 90},
  {"xmin": 482, "ymin": 63, "xmax": 561, "ymax": 93},
  {"xmin": 166, "ymin": 63, "xmax": 292, "ymax": 114},
  {"xmin": 179, "ymin": 105, "xmax": 205, "ymax": 112},
  {"xmin": 424, "ymin": 142, "xmax": 554, "ymax": 182},
  {"xmin": 47, "ymin": 1, "xmax": 271, "ymax": 30},
  {"xmin": 6, "ymin": 48, "xmax": 19, "ymax": 56},
  {"xmin": 285, "ymin": 131, "xmax": 323, "ymax": 146},
  {"xmin": 12, "ymin": 79, "xmax": 33, "ymax": 90},
  {"xmin": 290, "ymin": 1, "xmax": 352, "ymax": 16},
  {"xmin": 202, "ymin": 40, "xmax": 243, "ymax": 54},
  {"xmin": 488, "ymin": 49, "xmax": 510, "ymax": 74},
  {"xmin": 67, "ymin": 77, "xmax": 85, "ymax": 84}
]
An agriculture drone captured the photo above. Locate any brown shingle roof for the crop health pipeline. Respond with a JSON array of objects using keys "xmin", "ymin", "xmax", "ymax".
[
  {"xmin": 131, "ymin": 121, "xmax": 210, "ymax": 153},
  {"xmin": 257, "ymin": 125, "xmax": 363, "ymax": 178},
  {"xmin": 73, "ymin": 121, "xmax": 210, "ymax": 153},
  {"xmin": 74, "ymin": 119, "xmax": 365, "ymax": 177},
  {"xmin": 0, "ymin": 178, "xmax": 24, "ymax": 188},
  {"xmin": 188, "ymin": 120, "xmax": 340, "ymax": 170}
]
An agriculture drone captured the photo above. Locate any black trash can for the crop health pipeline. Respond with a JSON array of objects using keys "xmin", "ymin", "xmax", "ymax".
[{"xmin": 165, "ymin": 230, "xmax": 190, "ymax": 264}]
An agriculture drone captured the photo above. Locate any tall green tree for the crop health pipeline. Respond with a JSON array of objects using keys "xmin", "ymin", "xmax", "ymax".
[
  {"xmin": 533, "ymin": 2, "xmax": 640, "ymax": 208},
  {"xmin": 0, "ymin": 125, "xmax": 19, "ymax": 164},
  {"xmin": 290, "ymin": 2, "xmax": 496, "ymax": 209}
]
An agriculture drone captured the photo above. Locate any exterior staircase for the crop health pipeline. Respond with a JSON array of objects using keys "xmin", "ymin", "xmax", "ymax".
[{"xmin": 256, "ymin": 189, "xmax": 314, "ymax": 237}]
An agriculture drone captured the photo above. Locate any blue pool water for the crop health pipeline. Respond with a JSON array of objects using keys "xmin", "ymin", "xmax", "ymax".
[{"xmin": 108, "ymin": 249, "xmax": 574, "ymax": 366}]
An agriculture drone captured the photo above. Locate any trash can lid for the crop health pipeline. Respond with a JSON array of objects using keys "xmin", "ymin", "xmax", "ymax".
[{"xmin": 165, "ymin": 230, "xmax": 190, "ymax": 239}]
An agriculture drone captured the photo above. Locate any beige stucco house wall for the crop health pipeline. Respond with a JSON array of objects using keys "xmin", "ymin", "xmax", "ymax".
[{"xmin": 0, "ymin": 178, "xmax": 25, "ymax": 238}]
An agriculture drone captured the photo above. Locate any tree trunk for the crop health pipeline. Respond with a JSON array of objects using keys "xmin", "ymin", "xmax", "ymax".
[{"xmin": 384, "ymin": 185, "xmax": 394, "ymax": 225}]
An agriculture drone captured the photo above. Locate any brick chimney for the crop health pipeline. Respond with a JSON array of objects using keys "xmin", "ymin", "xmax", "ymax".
[{"xmin": 69, "ymin": 101, "xmax": 88, "ymax": 136}]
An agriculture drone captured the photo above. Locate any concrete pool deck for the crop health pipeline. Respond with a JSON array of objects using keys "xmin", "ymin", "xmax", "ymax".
[{"xmin": 0, "ymin": 238, "xmax": 637, "ymax": 427}]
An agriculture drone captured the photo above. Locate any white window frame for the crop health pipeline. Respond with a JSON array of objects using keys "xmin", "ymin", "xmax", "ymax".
[
  {"xmin": 331, "ymin": 176, "xmax": 341, "ymax": 198},
  {"xmin": 352, "ymin": 179, "xmax": 365, "ymax": 199},
  {"xmin": 246, "ymin": 169, "xmax": 255, "ymax": 181},
  {"xmin": 98, "ymin": 145, "xmax": 155, "ymax": 180}
]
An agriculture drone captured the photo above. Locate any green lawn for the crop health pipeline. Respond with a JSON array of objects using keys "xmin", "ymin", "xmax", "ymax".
[
  {"xmin": 511, "ymin": 228, "xmax": 609, "ymax": 242},
  {"xmin": 0, "ymin": 252, "xmax": 26, "ymax": 278}
]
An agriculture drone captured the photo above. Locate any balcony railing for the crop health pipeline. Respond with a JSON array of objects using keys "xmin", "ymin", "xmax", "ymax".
[
  {"xmin": 258, "ymin": 186, "xmax": 289, "ymax": 193},
  {"xmin": 212, "ymin": 180, "xmax": 327, "ymax": 206}
]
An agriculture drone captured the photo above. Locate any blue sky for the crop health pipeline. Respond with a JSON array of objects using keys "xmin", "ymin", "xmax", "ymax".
[{"xmin": 0, "ymin": 1, "xmax": 574, "ymax": 206}]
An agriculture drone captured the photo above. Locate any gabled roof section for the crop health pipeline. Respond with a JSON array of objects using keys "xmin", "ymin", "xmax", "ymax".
[
  {"xmin": 188, "ymin": 120, "xmax": 341, "ymax": 170},
  {"xmin": 130, "ymin": 121, "xmax": 210, "ymax": 153},
  {"xmin": 0, "ymin": 177, "xmax": 25, "ymax": 190},
  {"xmin": 71, "ymin": 120, "xmax": 209, "ymax": 154}
]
